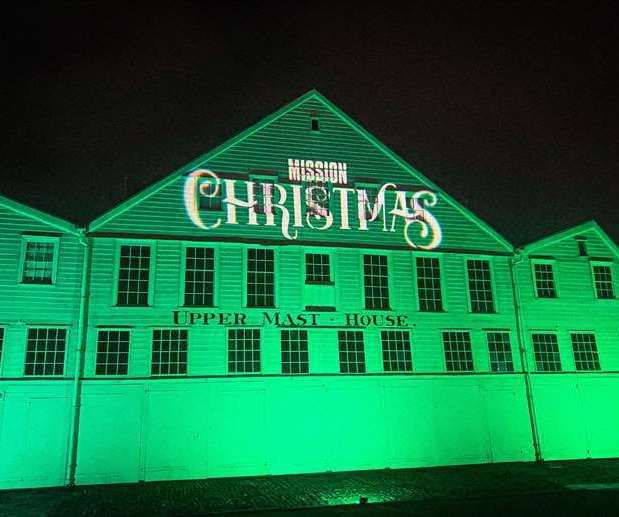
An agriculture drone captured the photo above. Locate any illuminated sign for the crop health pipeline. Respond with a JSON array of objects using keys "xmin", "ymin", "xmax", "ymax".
[
  {"xmin": 172, "ymin": 310, "xmax": 409, "ymax": 328},
  {"xmin": 184, "ymin": 162, "xmax": 442, "ymax": 249}
]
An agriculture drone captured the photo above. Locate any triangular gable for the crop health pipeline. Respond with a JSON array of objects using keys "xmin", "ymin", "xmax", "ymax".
[
  {"xmin": 521, "ymin": 220, "xmax": 619, "ymax": 259},
  {"xmin": 89, "ymin": 90, "xmax": 512, "ymax": 252},
  {"xmin": 0, "ymin": 193, "xmax": 80, "ymax": 236}
]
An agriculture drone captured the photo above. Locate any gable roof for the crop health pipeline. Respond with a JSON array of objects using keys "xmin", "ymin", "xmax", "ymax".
[
  {"xmin": 88, "ymin": 90, "xmax": 513, "ymax": 251},
  {"xmin": 0, "ymin": 193, "xmax": 80, "ymax": 236},
  {"xmin": 521, "ymin": 220, "xmax": 619, "ymax": 258}
]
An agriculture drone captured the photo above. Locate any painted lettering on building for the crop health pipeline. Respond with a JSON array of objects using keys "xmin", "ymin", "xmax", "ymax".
[{"xmin": 183, "ymin": 163, "xmax": 442, "ymax": 249}]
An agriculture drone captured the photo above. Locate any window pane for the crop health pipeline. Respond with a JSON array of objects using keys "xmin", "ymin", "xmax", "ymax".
[
  {"xmin": 534, "ymin": 263, "xmax": 557, "ymax": 298},
  {"xmin": 151, "ymin": 329, "xmax": 188, "ymax": 375},
  {"xmin": 281, "ymin": 330, "xmax": 309, "ymax": 374},
  {"xmin": 228, "ymin": 329, "xmax": 261, "ymax": 373},
  {"xmin": 247, "ymin": 249, "xmax": 275, "ymax": 307},
  {"xmin": 338, "ymin": 331, "xmax": 366, "ymax": 373},
  {"xmin": 24, "ymin": 328, "xmax": 66, "ymax": 376},
  {"xmin": 184, "ymin": 247, "xmax": 215, "ymax": 306},
  {"xmin": 117, "ymin": 245, "xmax": 151, "ymax": 306},
  {"xmin": 305, "ymin": 253, "xmax": 331, "ymax": 283},
  {"xmin": 22, "ymin": 241, "xmax": 55, "ymax": 284},
  {"xmin": 467, "ymin": 259, "xmax": 495, "ymax": 313},
  {"xmin": 96, "ymin": 330, "xmax": 130, "ymax": 375},
  {"xmin": 487, "ymin": 332, "xmax": 514, "ymax": 372},
  {"xmin": 442, "ymin": 331, "xmax": 473, "ymax": 372},
  {"xmin": 592, "ymin": 265, "xmax": 615, "ymax": 299},
  {"xmin": 363, "ymin": 255, "xmax": 389, "ymax": 309},
  {"xmin": 416, "ymin": 257, "xmax": 443, "ymax": 312},
  {"xmin": 532, "ymin": 333, "xmax": 561, "ymax": 371},
  {"xmin": 381, "ymin": 330, "xmax": 412, "ymax": 372},
  {"xmin": 571, "ymin": 333, "xmax": 601, "ymax": 371}
]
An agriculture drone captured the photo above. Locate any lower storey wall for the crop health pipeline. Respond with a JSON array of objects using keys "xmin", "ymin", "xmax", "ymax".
[{"xmin": 75, "ymin": 375, "xmax": 535, "ymax": 485}]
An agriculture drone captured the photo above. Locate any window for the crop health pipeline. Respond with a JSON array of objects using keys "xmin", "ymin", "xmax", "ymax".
[
  {"xmin": 533, "ymin": 262, "xmax": 557, "ymax": 298},
  {"xmin": 228, "ymin": 329, "xmax": 260, "ymax": 373},
  {"xmin": 305, "ymin": 253, "xmax": 331, "ymax": 284},
  {"xmin": 152, "ymin": 329, "xmax": 188, "ymax": 375},
  {"xmin": 576, "ymin": 238, "xmax": 587, "ymax": 257},
  {"xmin": 338, "ymin": 330, "xmax": 366, "ymax": 373},
  {"xmin": 592, "ymin": 264, "xmax": 615, "ymax": 299},
  {"xmin": 416, "ymin": 257, "xmax": 443, "ymax": 312},
  {"xmin": 116, "ymin": 244, "xmax": 151, "ymax": 306},
  {"xmin": 281, "ymin": 330, "xmax": 309, "ymax": 374},
  {"xmin": 198, "ymin": 179, "xmax": 222, "ymax": 211},
  {"xmin": 247, "ymin": 248, "xmax": 275, "ymax": 307},
  {"xmin": 184, "ymin": 247, "xmax": 215, "ymax": 306},
  {"xmin": 363, "ymin": 254, "xmax": 390, "ymax": 309},
  {"xmin": 21, "ymin": 237, "xmax": 58, "ymax": 284},
  {"xmin": 381, "ymin": 330, "xmax": 412, "ymax": 372},
  {"xmin": 532, "ymin": 333, "xmax": 561, "ymax": 371},
  {"xmin": 467, "ymin": 259, "xmax": 495, "ymax": 313},
  {"xmin": 571, "ymin": 333, "xmax": 601, "ymax": 371},
  {"xmin": 24, "ymin": 328, "xmax": 66, "ymax": 376},
  {"xmin": 311, "ymin": 118, "xmax": 320, "ymax": 131},
  {"xmin": 442, "ymin": 331, "xmax": 474, "ymax": 372},
  {"xmin": 487, "ymin": 332, "xmax": 514, "ymax": 372},
  {"xmin": 96, "ymin": 330, "xmax": 130, "ymax": 375}
]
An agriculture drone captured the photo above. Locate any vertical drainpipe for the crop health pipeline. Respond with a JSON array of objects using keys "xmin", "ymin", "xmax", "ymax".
[
  {"xmin": 65, "ymin": 229, "xmax": 92, "ymax": 486},
  {"xmin": 509, "ymin": 250, "xmax": 542, "ymax": 462}
]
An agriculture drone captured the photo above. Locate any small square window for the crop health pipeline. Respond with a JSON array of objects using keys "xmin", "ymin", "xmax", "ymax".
[
  {"xmin": 305, "ymin": 253, "xmax": 331, "ymax": 284},
  {"xmin": 21, "ymin": 237, "xmax": 58, "ymax": 284}
]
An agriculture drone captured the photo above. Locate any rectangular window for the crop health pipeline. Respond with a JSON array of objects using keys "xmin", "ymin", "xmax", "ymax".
[
  {"xmin": 532, "ymin": 333, "xmax": 561, "ymax": 371},
  {"xmin": 442, "ymin": 331, "xmax": 474, "ymax": 372},
  {"xmin": 571, "ymin": 333, "xmax": 601, "ymax": 371},
  {"xmin": 487, "ymin": 332, "xmax": 514, "ymax": 372},
  {"xmin": 151, "ymin": 329, "xmax": 188, "ymax": 375},
  {"xmin": 228, "ymin": 329, "xmax": 261, "ymax": 373},
  {"xmin": 416, "ymin": 257, "xmax": 443, "ymax": 312},
  {"xmin": 305, "ymin": 253, "xmax": 331, "ymax": 284},
  {"xmin": 116, "ymin": 245, "xmax": 151, "ymax": 306},
  {"xmin": 184, "ymin": 247, "xmax": 215, "ymax": 306},
  {"xmin": 338, "ymin": 330, "xmax": 366, "ymax": 373},
  {"xmin": 533, "ymin": 262, "xmax": 557, "ymax": 298},
  {"xmin": 592, "ymin": 265, "xmax": 615, "ymax": 299},
  {"xmin": 247, "ymin": 248, "xmax": 275, "ymax": 307},
  {"xmin": 381, "ymin": 330, "xmax": 412, "ymax": 372},
  {"xmin": 21, "ymin": 238, "xmax": 57, "ymax": 284},
  {"xmin": 96, "ymin": 330, "xmax": 130, "ymax": 375},
  {"xmin": 467, "ymin": 259, "xmax": 495, "ymax": 313},
  {"xmin": 281, "ymin": 329, "xmax": 309, "ymax": 374},
  {"xmin": 363, "ymin": 254, "xmax": 390, "ymax": 309},
  {"xmin": 24, "ymin": 328, "xmax": 66, "ymax": 376},
  {"xmin": 198, "ymin": 182, "xmax": 222, "ymax": 211}
]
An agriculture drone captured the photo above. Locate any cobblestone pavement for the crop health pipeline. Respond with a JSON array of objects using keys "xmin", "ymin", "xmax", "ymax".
[{"xmin": 1, "ymin": 459, "xmax": 619, "ymax": 516}]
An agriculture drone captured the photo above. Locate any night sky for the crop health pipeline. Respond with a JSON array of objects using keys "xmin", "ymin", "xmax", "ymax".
[{"xmin": 2, "ymin": 2, "xmax": 617, "ymax": 246}]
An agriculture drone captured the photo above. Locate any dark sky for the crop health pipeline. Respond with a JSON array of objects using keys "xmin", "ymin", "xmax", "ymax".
[{"xmin": 2, "ymin": 2, "xmax": 617, "ymax": 246}]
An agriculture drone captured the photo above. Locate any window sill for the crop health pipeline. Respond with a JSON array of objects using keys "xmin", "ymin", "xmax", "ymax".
[
  {"xmin": 305, "ymin": 280, "xmax": 335, "ymax": 286},
  {"xmin": 113, "ymin": 304, "xmax": 152, "ymax": 308}
]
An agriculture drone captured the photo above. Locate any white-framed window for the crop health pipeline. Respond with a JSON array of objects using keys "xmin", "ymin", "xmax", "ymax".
[
  {"xmin": 416, "ymin": 256, "xmax": 444, "ymax": 312},
  {"xmin": 183, "ymin": 246, "xmax": 216, "ymax": 307},
  {"xmin": 305, "ymin": 252, "xmax": 332, "ymax": 284},
  {"xmin": 442, "ymin": 331, "xmax": 474, "ymax": 372},
  {"xmin": 246, "ymin": 248, "xmax": 275, "ymax": 308},
  {"xmin": 532, "ymin": 261, "xmax": 558, "ymax": 298},
  {"xmin": 531, "ymin": 333, "xmax": 561, "ymax": 371},
  {"xmin": 570, "ymin": 332, "xmax": 601, "ymax": 371},
  {"xmin": 151, "ymin": 329, "xmax": 188, "ymax": 375},
  {"xmin": 363, "ymin": 254, "xmax": 390, "ymax": 310},
  {"xmin": 115, "ymin": 243, "xmax": 152, "ymax": 306},
  {"xmin": 96, "ymin": 330, "xmax": 130, "ymax": 376},
  {"xmin": 486, "ymin": 331, "xmax": 514, "ymax": 372},
  {"xmin": 228, "ymin": 328, "xmax": 260, "ymax": 373},
  {"xmin": 338, "ymin": 330, "xmax": 366, "ymax": 373},
  {"xmin": 281, "ymin": 329, "xmax": 309, "ymax": 374},
  {"xmin": 591, "ymin": 263, "xmax": 615, "ymax": 299},
  {"xmin": 381, "ymin": 330, "xmax": 412, "ymax": 372},
  {"xmin": 466, "ymin": 259, "xmax": 496, "ymax": 313},
  {"xmin": 24, "ymin": 327, "xmax": 67, "ymax": 376},
  {"xmin": 19, "ymin": 235, "xmax": 59, "ymax": 285}
]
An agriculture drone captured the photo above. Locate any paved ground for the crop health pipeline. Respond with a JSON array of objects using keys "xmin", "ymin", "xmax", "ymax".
[{"xmin": 1, "ymin": 459, "xmax": 619, "ymax": 516}]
